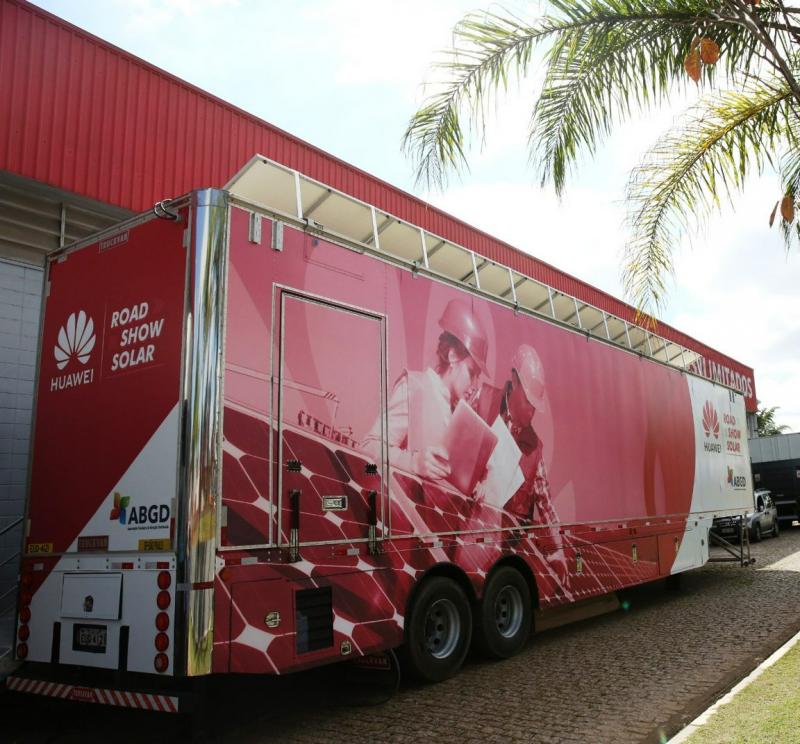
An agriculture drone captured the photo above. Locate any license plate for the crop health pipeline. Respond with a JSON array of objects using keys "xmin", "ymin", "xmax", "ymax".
[{"xmin": 73, "ymin": 624, "xmax": 107, "ymax": 653}]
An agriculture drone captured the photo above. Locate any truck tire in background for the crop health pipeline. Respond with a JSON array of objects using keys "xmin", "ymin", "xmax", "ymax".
[{"xmin": 474, "ymin": 566, "xmax": 532, "ymax": 660}]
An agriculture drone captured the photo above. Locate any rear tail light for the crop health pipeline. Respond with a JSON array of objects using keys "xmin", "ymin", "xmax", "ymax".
[
  {"xmin": 156, "ymin": 591, "xmax": 171, "ymax": 610},
  {"xmin": 16, "ymin": 643, "xmax": 28, "ymax": 659},
  {"xmin": 154, "ymin": 653, "xmax": 169, "ymax": 673},
  {"xmin": 19, "ymin": 606, "xmax": 31, "ymax": 623},
  {"xmin": 155, "ymin": 612, "xmax": 169, "ymax": 632},
  {"xmin": 155, "ymin": 632, "xmax": 169, "ymax": 652},
  {"xmin": 17, "ymin": 625, "xmax": 29, "ymax": 642},
  {"xmin": 157, "ymin": 571, "xmax": 171, "ymax": 590},
  {"xmin": 20, "ymin": 591, "xmax": 32, "ymax": 607}
]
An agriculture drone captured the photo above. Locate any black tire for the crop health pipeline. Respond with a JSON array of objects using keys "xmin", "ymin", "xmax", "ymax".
[
  {"xmin": 474, "ymin": 566, "xmax": 533, "ymax": 660},
  {"xmin": 751, "ymin": 523, "xmax": 762, "ymax": 543},
  {"xmin": 403, "ymin": 576, "xmax": 472, "ymax": 683},
  {"xmin": 773, "ymin": 519, "xmax": 780, "ymax": 538}
]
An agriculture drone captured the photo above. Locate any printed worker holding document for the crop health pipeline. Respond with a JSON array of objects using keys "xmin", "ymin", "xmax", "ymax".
[
  {"xmin": 362, "ymin": 299, "xmax": 492, "ymax": 484},
  {"xmin": 474, "ymin": 344, "xmax": 555, "ymax": 523},
  {"xmin": 473, "ymin": 344, "xmax": 569, "ymax": 587}
]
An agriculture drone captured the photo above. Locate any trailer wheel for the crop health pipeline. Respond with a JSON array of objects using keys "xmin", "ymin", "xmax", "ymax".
[
  {"xmin": 474, "ymin": 566, "xmax": 532, "ymax": 660},
  {"xmin": 404, "ymin": 577, "xmax": 472, "ymax": 683}
]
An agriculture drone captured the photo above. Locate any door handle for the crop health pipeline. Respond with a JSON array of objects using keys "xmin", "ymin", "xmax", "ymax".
[
  {"xmin": 368, "ymin": 490, "xmax": 378, "ymax": 556},
  {"xmin": 289, "ymin": 489, "xmax": 301, "ymax": 562}
]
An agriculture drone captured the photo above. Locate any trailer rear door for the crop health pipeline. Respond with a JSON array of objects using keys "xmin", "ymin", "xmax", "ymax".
[{"xmin": 26, "ymin": 212, "xmax": 188, "ymax": 556}]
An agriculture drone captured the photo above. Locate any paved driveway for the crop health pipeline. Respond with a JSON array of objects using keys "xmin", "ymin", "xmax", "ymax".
[{"xmin": 4, "ymin": 529, "xmax": 800, "ymax": 743}]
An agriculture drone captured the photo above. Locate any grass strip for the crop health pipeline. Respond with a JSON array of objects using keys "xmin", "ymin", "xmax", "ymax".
[{"xmin": 687, "ymin": 641, "xmax": 800, "ymax": 743}]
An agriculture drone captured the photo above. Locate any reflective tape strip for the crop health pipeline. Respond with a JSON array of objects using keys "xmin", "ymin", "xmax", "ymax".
[
  {"xmin": 99, "ymin": 688, "xmax": 114, "ymax": 706},
  {"xmin": 5, "ymin": 677, "xmax": 179, "ymax": 712}
]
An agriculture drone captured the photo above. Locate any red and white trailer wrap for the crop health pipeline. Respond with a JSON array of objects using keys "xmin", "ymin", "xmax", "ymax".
[{"xmin": 9, "ymin": 159, "xmax": 753, "ymax": 707}]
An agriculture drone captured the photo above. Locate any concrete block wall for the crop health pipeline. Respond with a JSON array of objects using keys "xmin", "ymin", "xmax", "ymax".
[{"xmin": 0, "ymin": 259, "xmax": 43, "ymax": 618}]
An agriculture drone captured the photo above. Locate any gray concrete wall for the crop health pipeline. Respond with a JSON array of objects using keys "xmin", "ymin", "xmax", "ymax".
[
  {"xmin": 0, "ymin": 259, "xmax": 42, "ymax": 626},
  {"xmin": 750, "ymin": 432, "xmax": 800, "ymax": 464}
]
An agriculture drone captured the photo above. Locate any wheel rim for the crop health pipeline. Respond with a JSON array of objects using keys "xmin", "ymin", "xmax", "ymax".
[
  {"xmin": 494, "ymin": 585, "xmax": 524, "ymax": 639},
  {"xmin": 424, "ymin": 598, "xmax": 461, "ymax": 659}
]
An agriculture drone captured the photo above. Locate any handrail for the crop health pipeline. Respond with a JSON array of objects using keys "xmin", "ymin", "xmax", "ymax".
[
  {"xmin": 0, "ymin": 517, "xmax": 22, "ymax": 538},
  {"xmin": 0, "ymin": 551, "xmax": 19, "ymax": 569},
  {"xmin": 0, "ymin": 584, "xmax": 18, "ymax": 606},
  {"xmin": 223, "ymin": 155, "xmax": 753, "ymax": 401}
]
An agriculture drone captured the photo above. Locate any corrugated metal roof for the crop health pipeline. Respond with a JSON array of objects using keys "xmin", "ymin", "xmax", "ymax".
[{"xmin": 0, "ymin": 0, "xmax": 756, "ymax": 407}]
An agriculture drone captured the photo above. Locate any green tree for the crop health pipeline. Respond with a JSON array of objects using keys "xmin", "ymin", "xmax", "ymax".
[
  {"xmin": 756, "ymin": 405, "xmax": 791, "ymax": 435},
  {"xmin": 403, "ymin": 1, "xmax": 800, "ymax": 317}
]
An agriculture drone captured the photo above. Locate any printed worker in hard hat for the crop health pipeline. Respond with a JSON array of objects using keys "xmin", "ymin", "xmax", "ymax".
[
  {"xmin": 362, "ymin": 299, "xmax": 489, "ymax": 479},
  {"xmin": 501, "ymin": 344, "xmax": 553, "ymax": 521},
  {"xmin": 473, "ymin": 344, "xmax": 552, "ymax": 520},
  {"xmin": 473, "ymin": 343, "xmax": 569, "ymax": 587}
]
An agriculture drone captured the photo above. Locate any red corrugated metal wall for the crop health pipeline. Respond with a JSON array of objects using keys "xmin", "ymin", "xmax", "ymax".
[{"xmin": 0, "ymin": 0, "xmax": 755, "ymax": 407}]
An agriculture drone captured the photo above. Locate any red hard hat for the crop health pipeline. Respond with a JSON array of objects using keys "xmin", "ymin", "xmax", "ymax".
[
  {"xmin": 438, "ymin": 300, "xmax": 489, "ymax": 376},
  {"xmin": 511, "ymin": 344, "xmax": 545, "ymax": 410}
]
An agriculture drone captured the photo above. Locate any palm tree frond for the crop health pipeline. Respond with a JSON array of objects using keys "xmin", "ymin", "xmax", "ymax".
[
  {"xmin": 402, "ymin": 10, "xmax": 554, "ymax": 189},
  {"xmin": 405, "ymin": 0, "xmax": 789, "ymax": 191},
  {"xmin": 624, "ymin": 77, "xmax": 793, "ymax": 315}
]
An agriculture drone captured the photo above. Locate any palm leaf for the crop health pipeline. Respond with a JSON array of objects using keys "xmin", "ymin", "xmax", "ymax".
[
  {"xmin": 624, "ymin": 76, "xmax": 795, "ymax": 315},
  {"xmin": 405, "ymin": 1, "xmax": 788, "ymax": 190}
]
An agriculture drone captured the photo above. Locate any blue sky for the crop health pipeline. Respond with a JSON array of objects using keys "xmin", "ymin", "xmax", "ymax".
[{"xmin": 33, "ymin": 0, "xmax": 800, "ymax": 432}]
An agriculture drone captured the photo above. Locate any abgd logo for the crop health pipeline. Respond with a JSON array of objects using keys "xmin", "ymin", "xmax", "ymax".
[
  {"xmin": 727, "ymin": 466, "xmax": 747, "ymax": 489},
  {"xmin": 110, "ymin": 491, "xmax": 169, "ymax": 530},
  {"xmin": 110, "ymin": 491, "xmax": 130, "ymax": 524}
]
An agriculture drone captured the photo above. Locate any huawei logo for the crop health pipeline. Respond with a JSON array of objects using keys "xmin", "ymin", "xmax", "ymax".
[
  {"xmin": 54, "ymin": 311, "xmax": 96, "ymax": 370},
  {"xmin": 702, "ymin": 401, "xmax": 720, "ymax": 439}
]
